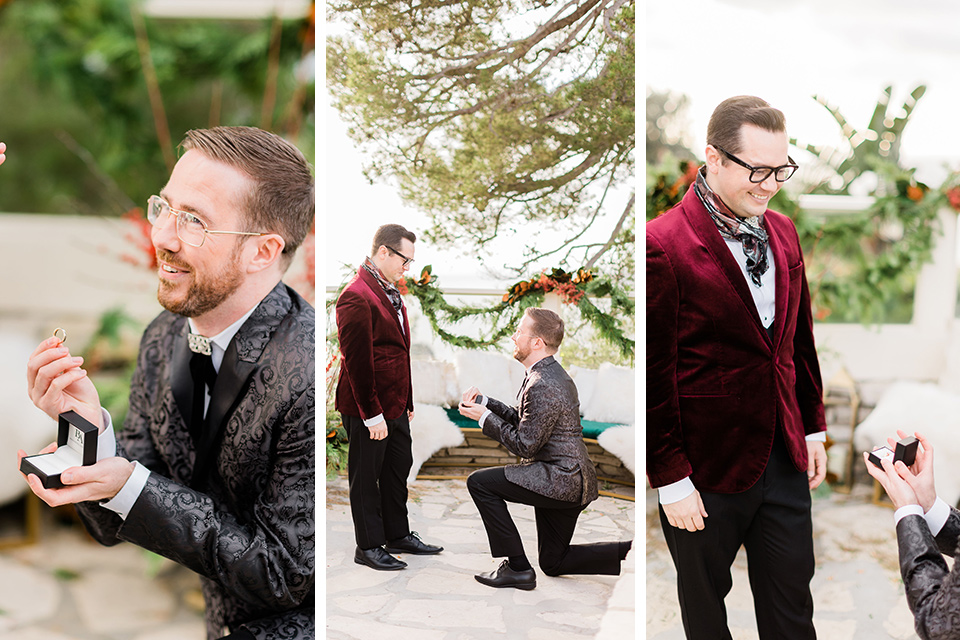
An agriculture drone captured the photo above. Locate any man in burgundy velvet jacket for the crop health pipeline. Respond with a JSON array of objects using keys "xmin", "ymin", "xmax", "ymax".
[
  {"xmin": 336, "ymin": 223, "xmax": 443, "ymax": 571},
  {"xmin": 647, "ymin": 96, "xmax": 827, "ymax": 639}
]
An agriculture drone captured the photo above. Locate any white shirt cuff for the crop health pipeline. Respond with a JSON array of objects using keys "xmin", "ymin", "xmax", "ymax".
[
  {"xmin": 478, "ymin": 409, "xmax": 492, "ymax": 428},
  {"xmin": 805, "ymin": 431, "xmax": 827, "ymax": 442},
  {"xmin": 363, "ymin": 414, "xmax": 385, "ymax": 428},
  {"xmin": 658, "ymin": 476, "xmax": 696, "ymax": 505},
  {"xmin": 894, "ymin": 504, "xmax": 924, "ymax": 525},
  {"xmin": 478, "ymin": 395, "xmax": 488, "ymax": 407},
  {"xmin": 99, "ymin": 461, "xmax": 150, "ymax": 520},
  {"xmin": 924, "ymin": 497, "xmax": 950, "ymax": 536},
  {"xmin": 97, "ymin": 416, "xmax": 118, "ymax": 461}
]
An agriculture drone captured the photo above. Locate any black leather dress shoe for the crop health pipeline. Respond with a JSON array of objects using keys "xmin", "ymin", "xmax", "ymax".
[
  {"xmin": 475, "ymin": 560, "xmax": 537, "ymax": 590},
  {"xmin": 354, "ymin": 546, "xmax": 407, "ymax": 571},
  {"xmin": 384, "ymin": 531, "xmax": 443, "ymax": 555}
]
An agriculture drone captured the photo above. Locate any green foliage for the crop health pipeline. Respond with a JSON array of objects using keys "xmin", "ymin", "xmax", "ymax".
[
  {"xmin": 795, "ymin": 85, "xmax": 925, "ymax": 195},
  {"xmin": 801, "ymin": 165, "xmax": 941, "ymax": 323},
  {"xmin": 406, "ymin": 265, "xmax": 634, "ymax": 358},
  {"xmin": 328, "ymin": 0, "xmax": 635, "ymax": 273},
  {"xmin": 0, "ymin": 0, "xmax": 315, "ymax": 214}
]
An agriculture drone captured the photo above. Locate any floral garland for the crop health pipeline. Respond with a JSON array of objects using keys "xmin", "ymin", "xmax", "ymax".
[{"xmin": 405, "ymin": 266, "xmax": 634, "ymax": 359}]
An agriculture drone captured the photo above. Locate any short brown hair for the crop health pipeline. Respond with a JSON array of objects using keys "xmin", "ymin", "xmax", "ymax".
[
  {"xmin": 524, "ymin": 308, "xmax": 564, "ymax": 352},
  {"xmin": 371, "ymin": 224, "xmax": 417, "ymax": 257},
  {"xmin": 180, "ymin": 126, "xmax": 314, "ymax": 269},
  {"xmin": 707, "ymin": 96, "xmax": 786, "ymax": 156}
]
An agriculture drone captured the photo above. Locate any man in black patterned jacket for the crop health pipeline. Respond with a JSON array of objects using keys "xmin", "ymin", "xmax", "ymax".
[
  {"xmin": 19, "ymin": 127, "xmax": 315, "ymax": 640},
  {"xmin": 867, "ymin": 431, "xmax": 960, "ymax": 640},
  {"xmin": 458, "ymin": 307, "xmax": 631, "ymax": 590}
]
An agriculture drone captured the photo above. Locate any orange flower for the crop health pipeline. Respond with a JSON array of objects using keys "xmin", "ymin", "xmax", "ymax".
[{"xmin": 906, "ymin": 184, "xmax": 925, "ymax": 201}]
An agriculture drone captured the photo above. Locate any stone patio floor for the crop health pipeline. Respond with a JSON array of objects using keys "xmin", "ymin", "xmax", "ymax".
[
  {"xmin": 326, "ymin": 474, "xmax": 636, "ymax": 640},
  {"xmin": 0, "ymin": 499, "xmax": 205, "ymax": 640}
]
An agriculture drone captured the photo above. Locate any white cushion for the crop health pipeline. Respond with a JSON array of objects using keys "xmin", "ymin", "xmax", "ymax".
[
  {"xmin": 853, "ymin": 381, "xmax": 960, "ymax": 506},
  {"xmin": 408, "ymin": 404, "xmax": 464, "ymax": 483},
  {"xmin": 411, "ymin": 359, "xmax": 459, "ymax": 407},
  {"xmin": 582, "ymin": 362, "xmax": 635, "ymax": 424},
  {"xmin": 597, "ymin": 424, "xmax": 635, "ymax": 475},
  {"xmin": 454, "ymin": 350, "xmax": 525, "ymax": 405},
  {"xmin": 569, "ymin": 365, "xmax": 598, "ymax": 415}
]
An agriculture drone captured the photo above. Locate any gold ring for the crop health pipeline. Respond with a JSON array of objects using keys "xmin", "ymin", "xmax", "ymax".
[{"xmin": 53, "ymin": 327, "xmax": 67, "ymax": 345}]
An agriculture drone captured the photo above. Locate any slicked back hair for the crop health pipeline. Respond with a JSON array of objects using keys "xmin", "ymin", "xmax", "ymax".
[
  {"xmin": 181, "ymin": 126, "xmax": 314, "ymax": 269},
  {"xmin": 524, "ymin": 307, "xmax": 564, "ymax": 352},
  {"xmin": 707, "ymin": 95, "xmax": 786, "ymax": 157}
]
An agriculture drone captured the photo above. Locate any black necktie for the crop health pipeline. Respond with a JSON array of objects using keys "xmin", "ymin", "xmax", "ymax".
[
  {"xmin": 189, "ymin": 351, "xmax": 218, "ymax": 444},
  {"xmin": 517, "ymin": 373, "xmax": 529, "ymax": 400}
]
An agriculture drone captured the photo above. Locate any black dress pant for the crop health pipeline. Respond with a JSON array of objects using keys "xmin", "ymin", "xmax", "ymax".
[
  {"xmin": 345, "ymin": 413, "xmax": 413, "ymax": 549},
  {"xmin": 467, "ymin": 467, "xmax": 622, "ymax": 576},
  {"xmin": 659, "ymin": 429, "xmax": 816, "ymax": 640}
]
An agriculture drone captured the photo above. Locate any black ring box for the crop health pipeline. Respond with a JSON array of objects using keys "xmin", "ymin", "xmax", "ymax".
[
  {"xmin": 868, "ymin": 436, "xmax": 919, "ymax": 470},
  {"xmin": 19, "ymin": 411, "xmax": 98, "ymax": 489}
]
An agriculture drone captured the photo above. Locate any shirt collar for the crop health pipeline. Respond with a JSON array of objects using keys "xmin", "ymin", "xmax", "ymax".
[{"xmin": 188, "ymin": 305, "xmax": 258, "ymax": 371}]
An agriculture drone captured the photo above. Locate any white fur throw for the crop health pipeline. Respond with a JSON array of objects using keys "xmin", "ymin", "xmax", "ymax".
[
  {"xmin": 408, "ymin": 404, "xmax": 465, "ymax": 483},
  {"xmin": 597, "ymin": 425, "xmax": 635, "ymax": 475},
  {"xmin": 569, "ymin": 365, "xmax": 598, "ymax": 415},
  {"xmin": 454, "ymin": 350, "xmax": 525, "ymax": 405},
  {"xmin": 411, "ymin": 359, "xmax": 460, "ymax": 407},
  {"xmin": 582, "ymin": 362, "xmax": 635, "ymax": 424},
  {"xmin": 853, "ymin": 381, "xmax": 960, "ymax": 506}
]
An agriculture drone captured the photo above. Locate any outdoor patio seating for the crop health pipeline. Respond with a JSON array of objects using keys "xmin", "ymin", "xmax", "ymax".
[{"xmin": 407, "ymin": 351, "xmax": 635, "ymax": 495}]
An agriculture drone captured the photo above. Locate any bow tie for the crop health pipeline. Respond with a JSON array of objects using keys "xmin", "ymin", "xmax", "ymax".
[{"xmin": 187, "ymin": 333, "xmax": 212, "ymax": 356}]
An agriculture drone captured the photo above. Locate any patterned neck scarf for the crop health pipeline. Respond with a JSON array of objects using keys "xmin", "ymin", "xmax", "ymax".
[
  {"xmin": 693, "ymin": 166, "xmax": 770, "ymax": 287},
  {"xmin": 362, "ymin": 257, "xmax": 403, "ymax": 312}
]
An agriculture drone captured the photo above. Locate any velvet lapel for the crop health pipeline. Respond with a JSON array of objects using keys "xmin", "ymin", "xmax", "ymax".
[
  {"xmin": 190, "ymin": 283, "xmax": 290, "ymax": 488},
  {"xmin": 170, "ymin": 320, "xmax": 194, "ymax": 432},
  {"xmin": 682, "ymin": 188, "xmax": 770, "ymax": 345},
  {"xmin": 357, "ymin": 267, "xmax": 408, "ymax": 346}
]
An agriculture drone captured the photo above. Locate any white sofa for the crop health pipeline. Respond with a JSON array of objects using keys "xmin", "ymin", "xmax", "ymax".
[{"xmin": 408, "ymin": 351, "xmax": 635, "ymax": 480}]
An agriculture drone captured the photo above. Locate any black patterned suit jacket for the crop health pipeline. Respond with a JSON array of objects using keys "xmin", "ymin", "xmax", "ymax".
[
  {"xmin": 75, "ymin": 283, "xmax": 315, "ymax": 640},
  {"xmin": 478, "ymin": 355, "xmax": 598, "ymax": 507},
  {"xmin": 898, "ymin": 508, "xmax": 960, "ymax": 640}
]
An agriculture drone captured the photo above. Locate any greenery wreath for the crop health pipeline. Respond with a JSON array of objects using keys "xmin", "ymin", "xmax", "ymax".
[{"xmin": 404, "ymin": 265, "xmax": 635, "ymax": 359}]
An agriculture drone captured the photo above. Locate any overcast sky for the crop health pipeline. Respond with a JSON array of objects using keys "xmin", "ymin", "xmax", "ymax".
[{"xmin": 646, "ymin": 0, "xmax": 960, "ymax": 187}]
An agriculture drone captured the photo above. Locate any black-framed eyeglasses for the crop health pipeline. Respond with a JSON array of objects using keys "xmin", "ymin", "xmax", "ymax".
[
  {"xmin": 387, "ymin": 245, "xmax": 414, "ymax": 267},
  {"xmin": 715, "ymin": 146, "xmax": 798, "ymax": 183}
]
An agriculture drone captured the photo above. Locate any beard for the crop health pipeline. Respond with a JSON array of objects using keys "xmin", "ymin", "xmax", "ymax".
[
  {"xmin": 156, "ymin": 247, "xmax": 245, "ymax": 318},
  {"xmin": 513, "ymin": 342, "xmax": 530, "ymax": 363}
]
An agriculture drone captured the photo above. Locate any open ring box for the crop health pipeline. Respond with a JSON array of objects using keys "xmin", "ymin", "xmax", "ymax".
[
  {"xmin": 20, "ymin": 411, "xmax": 98, "ymax": 489},
  {"xmin": 868, "ymin": 435, "xmax": 919, "ymax": 470}
]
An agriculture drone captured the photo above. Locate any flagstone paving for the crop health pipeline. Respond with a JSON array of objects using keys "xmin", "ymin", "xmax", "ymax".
[
  {"xmin": 646, "ymin": 482, "xmax": 923, "ymax": 640},
  {"xmin": 0, "ymin": 501, "xmax": 205, "ymax": 640},
  {"xmin": 326, "ymin": 475, "xmax": 636, "ymax": 640}
]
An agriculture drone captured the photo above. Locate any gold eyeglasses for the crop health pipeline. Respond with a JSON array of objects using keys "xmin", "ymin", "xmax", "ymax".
[{"xmin": 147, "ymin": 195, "xmax": 267, "ymax": 248}]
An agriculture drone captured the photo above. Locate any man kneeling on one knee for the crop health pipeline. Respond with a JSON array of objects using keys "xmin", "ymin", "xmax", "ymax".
[{"xmin": 458, "ymin": 307, "xmax": 631, "ymax": 589}]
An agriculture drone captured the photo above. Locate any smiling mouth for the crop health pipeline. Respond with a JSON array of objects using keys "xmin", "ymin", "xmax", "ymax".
[{"xmin": 160, "ymin": 262, "xmax": 190, "ymax": 275}]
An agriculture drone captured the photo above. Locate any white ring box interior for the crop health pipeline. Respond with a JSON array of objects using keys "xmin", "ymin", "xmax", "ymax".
[{"xmin": 20, "ymin": 411, "xmax": 98, "ymax": 489}]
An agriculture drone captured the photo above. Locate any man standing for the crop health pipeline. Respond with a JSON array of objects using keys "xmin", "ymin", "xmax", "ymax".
[
  {"xmin": 20, "ymin": 126, "xmax": 315, "ymax": 640},
  {"xmin": 647, "ymin": 96, "xmax": 827, "ymax": 639},
  {"xmin": 459, "ymin": 307, "xmax": 631, "ymax": 590},
  {"xmin": 336, "ymin": 224, "xmax": 443, "ymax": 571}
]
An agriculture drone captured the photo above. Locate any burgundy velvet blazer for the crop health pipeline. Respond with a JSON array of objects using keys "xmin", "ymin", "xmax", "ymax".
[
  {"xmin": 646, "ymin": 187, "xmax": 826, "ymax": 494},
  {"xmin": 335, "ymin": 267, "xmax": 413, "ymax": 421}
]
